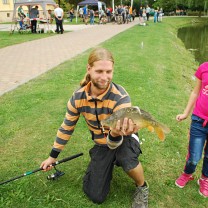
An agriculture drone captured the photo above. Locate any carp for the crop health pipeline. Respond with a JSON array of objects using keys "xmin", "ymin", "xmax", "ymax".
[{"xmin": 101, "ymin": 106, "xmax": 170, "ymax": 141}]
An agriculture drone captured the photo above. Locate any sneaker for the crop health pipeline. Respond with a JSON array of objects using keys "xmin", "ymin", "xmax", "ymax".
[
  {"xmin": 198, "ymin": 176, "xmax": 208, "ymax": 198},
  {"xmin": 132, "ymin": 182, "xmax": 149, "ymax": 208},
  {"xmin": 175, "ymin": 173, "xmax": 194, "ymax": 188}
]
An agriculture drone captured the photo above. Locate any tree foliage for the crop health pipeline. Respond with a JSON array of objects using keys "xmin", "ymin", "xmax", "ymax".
[
  {"xmin": 56, "ymin": 0, "xmax": 74, "ymax": 11},
  {"xmin": 150, "ymin": 0, "xmax": 208, "ymax": 12},
  {"xmin": 64, "ymin": 0, "xmax": 208, "ymax": 13}
]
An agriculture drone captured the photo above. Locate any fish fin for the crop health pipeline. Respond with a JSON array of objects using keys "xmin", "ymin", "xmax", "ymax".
[
  {"xmin": 154, "ymin": 126, "xmax": 165, "ymax": 141},
  {"xmin": 159, "ymin": 123, "xmax": 171, "ymax": 134},
  {"xmin": 147, "ymin": 126, "xmax": 154, "ymax": 132},
  {"xmin": 140, "ymin": 108, "xmax": 155, "ymax": 120}
]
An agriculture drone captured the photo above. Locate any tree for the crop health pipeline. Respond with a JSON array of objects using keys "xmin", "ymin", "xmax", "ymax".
[
  {"xmin": 56, "ymin": 0, "xmax": 74, "ymax": 11},
  {"xmin": 148, "ymin": 0, "xmax": 208, "ymax": 15}
]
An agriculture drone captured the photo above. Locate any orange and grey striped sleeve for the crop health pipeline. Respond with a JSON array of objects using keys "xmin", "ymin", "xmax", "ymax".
[{"xmin": 50, "ymin": 93, "xmax": 80, "ymax": 158}]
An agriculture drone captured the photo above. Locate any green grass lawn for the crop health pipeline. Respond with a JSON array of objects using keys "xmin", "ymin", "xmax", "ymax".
[
  {"xmin": 0, "ymin": 31, "xmax": 57, "ymax": 49},
  {"xmin": 0, "ymin": 17, "xmax": 207, "ymax": 208},
  {"xmin": 0, "ymin": 17, "xmax": 98, "ymax": 49}
]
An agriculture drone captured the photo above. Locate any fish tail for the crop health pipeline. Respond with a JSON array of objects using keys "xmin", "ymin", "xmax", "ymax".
[
  {"xmin": 159, "ymin": 123, "xmax": 171, "ymax": 134},
  {"xmin": 154, "ymin": 123, "xmax": 170, "ymax": 141},
  {"xmin": 154, "ymin": 126, "xmax": 165, "ymax": 141}
]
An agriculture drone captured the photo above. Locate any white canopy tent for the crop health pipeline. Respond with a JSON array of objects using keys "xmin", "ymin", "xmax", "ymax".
[
  {"xmin": 12, "ymin": 0, "xmax": 56, "ymax": 20},
  {"xmin": 76, "ymin": 0, "xmax": 106, "ymax": 23},
  {"xmin": 131, "ymin": 0, "xmax": 133, "ymax": 8}
]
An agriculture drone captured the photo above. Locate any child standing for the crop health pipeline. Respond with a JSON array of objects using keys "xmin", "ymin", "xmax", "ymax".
[
  {"xmin": 175, "ymin": 62, "xmax": 208, "ymax": 197},
  {"xmin": 89, "ymin": 9, "xmax": 94, "ymax": 25},
  {"xmin": 153, "ymin": 8, "xmax": 158, "ymax": 23}
]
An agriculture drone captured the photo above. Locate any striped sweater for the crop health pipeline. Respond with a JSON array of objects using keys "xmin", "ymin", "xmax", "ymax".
[{"xmin": 50, "ymin": 81, "xmax": 131, "ymax": 158}]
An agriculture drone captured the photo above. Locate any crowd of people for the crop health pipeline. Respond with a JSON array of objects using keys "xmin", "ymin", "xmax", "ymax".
[
  {"xmin": 16, "ymin": 4, "xmax": 164, "ymax": 33},
  {"xmin": 77, "ymin": 4, "xmax": 164, "ymax": 25},
  {"xmin": 17, "ymin": 4, "xmax": 64, "ymax": 34},
  {"xmin": 77, "ymin": 5, "xmax": 138, "ymax": 25}
]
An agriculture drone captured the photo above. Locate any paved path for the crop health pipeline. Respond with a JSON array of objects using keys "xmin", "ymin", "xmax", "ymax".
[{"xmin": 0, "ymin": 19, "xmax": 140, "ymax": 96}]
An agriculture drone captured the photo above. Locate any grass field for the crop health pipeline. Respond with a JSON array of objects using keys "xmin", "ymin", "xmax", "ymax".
[
  {"xmin": 0, "ymin": 17, "xmax": 207, "ymax": 208},
  {"xmin": 0, "ymin": 31, "xmax": 57, "ymax": 49},
  {"xmin": 0, "ymin": 17, "xmax": 100, "ymax": 49}
]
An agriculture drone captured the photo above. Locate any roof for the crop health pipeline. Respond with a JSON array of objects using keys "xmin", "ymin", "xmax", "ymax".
[
  {"xmin": 13, "ymin": 0, "xmax": 56, "ymax": 19},
  {"xmin": 14, "ymin": 0, "xmax": 56, "ymax": 6},
  {"xmin": 78, "ymin": 0, "xmax": 106, "ymax": 6}
]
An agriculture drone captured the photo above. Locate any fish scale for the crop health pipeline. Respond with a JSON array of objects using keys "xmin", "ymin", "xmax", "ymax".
[{"xmin": 101, "ymin": 106, "xmax": 170, "ymax": 141}]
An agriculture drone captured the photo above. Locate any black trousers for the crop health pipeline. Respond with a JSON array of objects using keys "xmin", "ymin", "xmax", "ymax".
[
  {"xmin": 146, "ymin": 13, "xmax": 150, "ymax": 21},
  {"xmin": 83, "ymin": 135, "xmax": 141, "ymax": 204},
  {"xmin": 55, "ymin": 17, "xmax": 63, "ymax": 33},
  {"xmin": 31, "ymin": 20, "xmax": 37, "ymax": 33}
]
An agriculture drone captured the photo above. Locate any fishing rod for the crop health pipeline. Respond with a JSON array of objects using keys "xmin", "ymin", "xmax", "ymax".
[{"xmin": 0, "ymin": 152, "xmax": 83, "ymax": 186}]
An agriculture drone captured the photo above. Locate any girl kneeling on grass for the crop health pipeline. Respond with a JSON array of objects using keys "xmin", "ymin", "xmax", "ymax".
[{"xmin": 175, "ymin": 62, "xmax": 208, "ymax": 198}]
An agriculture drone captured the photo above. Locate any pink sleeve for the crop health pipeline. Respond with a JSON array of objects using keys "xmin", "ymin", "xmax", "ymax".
[{"xmin": 194, "ymin": 63, "xmax": 207, "ymax": 80}]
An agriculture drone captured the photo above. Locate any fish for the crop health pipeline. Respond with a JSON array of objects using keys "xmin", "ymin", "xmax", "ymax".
[{"xmin": 101, "ymin": 106, "xmax": 170, "ymax": 141}]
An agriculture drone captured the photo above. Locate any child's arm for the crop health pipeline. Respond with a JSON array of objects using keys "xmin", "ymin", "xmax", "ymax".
[{"xmin": 176, "ymin": 78, "xmax": 201, "ymax": 121}]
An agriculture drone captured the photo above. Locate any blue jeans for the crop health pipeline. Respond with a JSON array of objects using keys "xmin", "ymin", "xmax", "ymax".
[
  {"xmin": 19, "ymin": 20, "xmax": 23, "ymax": 28},
  {"xmin": 90, "ymin": 16, "xmax": 94, "ymax": 25},
  {"xmin": 184, "ymin": 114, "xmax": 208, "ymax": 177},
  {"xmin": 70, "ymin": 15, "xmax": 73, "ymax": 22}
]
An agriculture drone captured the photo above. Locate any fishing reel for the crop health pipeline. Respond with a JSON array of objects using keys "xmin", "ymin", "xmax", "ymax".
[{"xmin": 47, "ymin": 166, "xmax": 65, "ymax": 180}]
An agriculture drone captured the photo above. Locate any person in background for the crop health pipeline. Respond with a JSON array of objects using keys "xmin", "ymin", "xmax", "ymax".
[
  {"xmin": 47, "ymin": 9, "xmax": 55, "ymax": 33},
  {"xmin": 69, "ymin": 8, "xmax": 74, "ymax": 22},
  {"xmin": 18, "ymin": 6, "xmax": 26, "ymax": 29},
  {"xmin": 142, "ymin": 7, "xmax": 146, "ymax": 22},
  {"xmin": 132, "ymin": 8, "xmax": 136, "ymax": 21},
  {"xmin": 89, "ymin": 8, "xmax": 94, "ymax": 25},
  {"xmin": 47, "ymin": 9, "xmax": 54, "ymax": 24},
  {"xmin": 145, "ymin": 5, "xmax": 150, "ymax": 21},
  {"xmin": 29, "ymin": 5, "xmax": 39, "ymax": 33},
  {"xmin": 83, "ymin": 5, "xmax": 88, "ymax": 25},
  {"xmin": 106, "ymin": 7, "xmax": 111, "ymax": 23},
  {"xmin": 114, "ymin": 5, "xmax": 118, "ymax": 23},
  {"xmin": 99, "ymin": 8, "xmax": 105, "ymax": 24},
  {"xmin": 54, "ymin": 4, "xmax": 64, "ymax": 34},
  {"xmin": 79, "ymin": 7, "xmax": 84, "ymax": 22},
  {"xmin": 153, "ymin": 8, "xmax": 158, "ymax": 23},
  {"xmin": 158, "ymin": 8, "xmax": 163, "ymax": 22},
  {"xmin": 40, "ymin": 47, "xmax": 149, "ymax": 208},
  {"xmin": 18, "ymin": 5, "xmax": 25, "ymax": 18},
  {"xmin": 138, "ymin": 6, "xmax": 143, "ymax": 24},
  {"xmin": 129, "ymin": 6, "xmax": 133, "ymax": 22},
  {"xmin": 156, "ymin": 7, "xmax": 160, "ymax": 22},
  {"xmin": 175, "ymin": 62, "xmax": 208, "ymax": 198}
]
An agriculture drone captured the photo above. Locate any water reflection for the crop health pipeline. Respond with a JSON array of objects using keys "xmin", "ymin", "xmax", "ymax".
[{"xmin": 177, "ymin": 24, "xmax": 208, "ymax": 64}]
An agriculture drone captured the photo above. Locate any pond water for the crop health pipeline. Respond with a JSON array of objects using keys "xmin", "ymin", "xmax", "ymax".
[{"xmin": 177, "ymin": 24, "xmax": 208, "ymax": 64}]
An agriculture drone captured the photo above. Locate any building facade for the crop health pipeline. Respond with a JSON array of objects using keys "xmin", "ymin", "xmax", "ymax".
[{"xmin": 0, "ymin": 0, "xmax": 14, "ymax": 22}]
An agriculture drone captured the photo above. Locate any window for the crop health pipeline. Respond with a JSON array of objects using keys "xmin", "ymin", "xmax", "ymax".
[{"xmin": 2, "ymin": 0, "xmax": 9, "ymax": 4}]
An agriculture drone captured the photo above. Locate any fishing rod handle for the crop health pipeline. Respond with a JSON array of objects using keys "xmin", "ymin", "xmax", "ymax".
[
  {"xmin": 53, "ymin": 152, "xmax": 83, "ymax": 166},
  {"xmin": 0, "ymin": 153, "xmax": 83, "ymax": 186}
]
